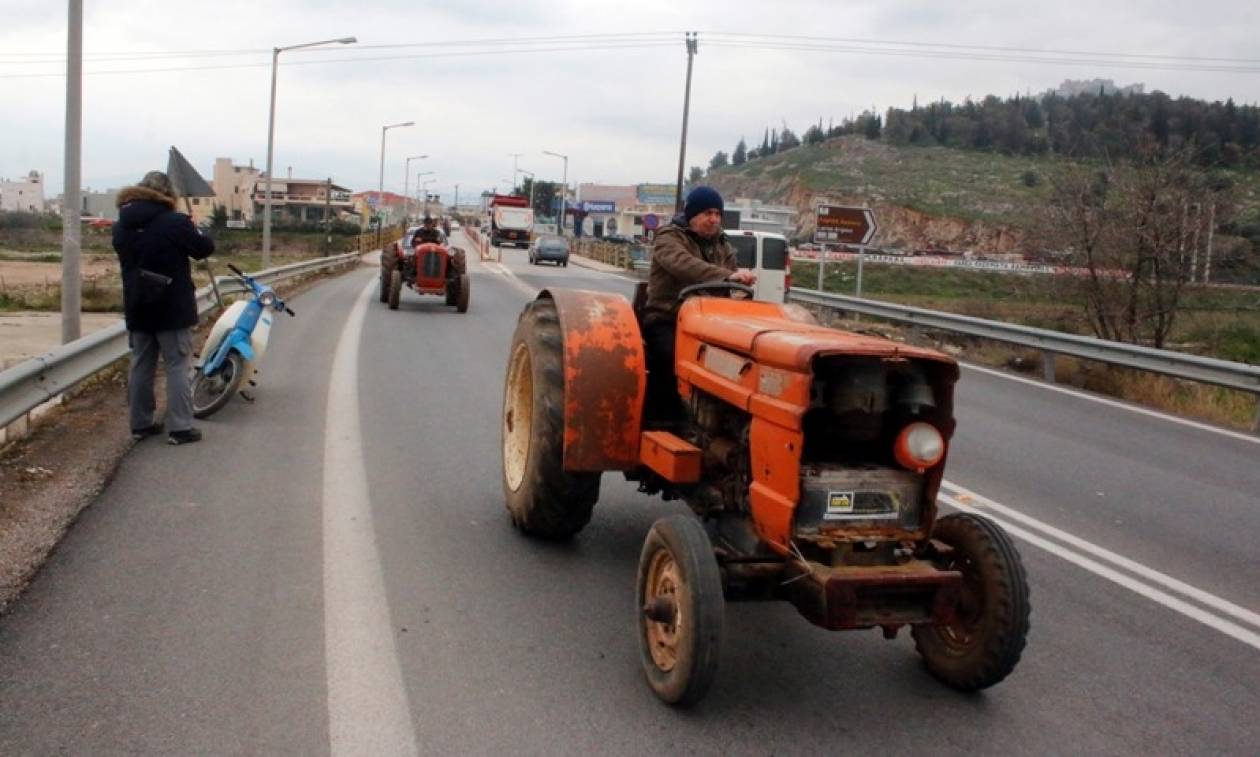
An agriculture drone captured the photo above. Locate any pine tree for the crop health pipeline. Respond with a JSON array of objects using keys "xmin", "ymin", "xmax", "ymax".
[{"xmin": 732, "ymin": 138, "xmax": 747, "ymax": 165}]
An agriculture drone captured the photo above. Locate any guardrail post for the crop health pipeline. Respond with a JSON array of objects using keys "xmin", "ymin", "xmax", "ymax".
[
  {"xmin": 1252, "ymin": 397, "xmax": 1260, "ymax": 433},
  {"xmin": 1042, "ymin": 351, "xmax": 1057, "ymax": 383}
]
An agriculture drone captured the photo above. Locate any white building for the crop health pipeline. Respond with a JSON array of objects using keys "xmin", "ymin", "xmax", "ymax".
[
  {"xmin": 0, "ymin": 170, "xmax": 46, "ymax": 212},
  {"xmin": 727, "ymin": 198, "xmax": 797, "ymax": 237}
]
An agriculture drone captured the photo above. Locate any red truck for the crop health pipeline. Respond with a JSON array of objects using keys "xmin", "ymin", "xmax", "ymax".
[{"xmin": 489, "ymin": 194, "xmax": 534, "ymax": 249}]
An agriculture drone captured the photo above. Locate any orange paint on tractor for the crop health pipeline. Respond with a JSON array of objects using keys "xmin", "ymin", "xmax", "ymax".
[
  {"xmin": 638, "ymin": 431, "xmax": 702, "ymax": 483},
  {"xmin": 544, "ymin": 289, "xmax": 646, "ymax": 471}
]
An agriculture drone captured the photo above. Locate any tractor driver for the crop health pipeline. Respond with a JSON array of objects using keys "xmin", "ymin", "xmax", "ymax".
[
  {"xmin": 413, "ymin": 215, "xmax": 444, "ymax": 246},
  {"xmin": 641, "ymin": 186, "xmax": 756, "ymax": 422}
]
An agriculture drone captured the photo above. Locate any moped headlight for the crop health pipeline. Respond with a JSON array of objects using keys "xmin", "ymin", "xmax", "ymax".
[
  {"xmin": 893, "ymin": 422, "xmax": 945, "ymax": 472},
  {"xmin": 259, "ymin": 291, "xmax": 277, "ymax": 307}
]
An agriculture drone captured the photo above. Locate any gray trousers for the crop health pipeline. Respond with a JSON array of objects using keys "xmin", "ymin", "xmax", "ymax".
[{"xmin": 128, "ymin": 328, "xmax": 194, "ymax": 433}]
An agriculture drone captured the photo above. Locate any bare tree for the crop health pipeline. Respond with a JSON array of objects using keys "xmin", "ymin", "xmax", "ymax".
[{"xmin": 1042, "ymin": 149, "xmax": 1234, "ymax": 348}]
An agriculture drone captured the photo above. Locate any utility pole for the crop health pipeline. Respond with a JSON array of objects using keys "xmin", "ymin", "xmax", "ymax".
[
  {"xmin": 674, "ymin": 32, "xmax": 698, "ymax": 214},
  {"xmin": 454, "ymin": 184, "xmax": 459, "ymax": 210},
  {"xmin": 508, "ymin": 153, "xmax": 523, "ymax": 193},
  {"xmin": 324, "ymin": 177, "xmax": 332, "ymax": 251},
  {"xmin": 61, "ymin": 0, "xmax": 83, "ymax": 343}
]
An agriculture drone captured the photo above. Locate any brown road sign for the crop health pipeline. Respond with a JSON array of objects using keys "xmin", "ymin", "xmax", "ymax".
[{"xmin": 815, "ymin": 205, "xmax": 877, "ymax": 245}]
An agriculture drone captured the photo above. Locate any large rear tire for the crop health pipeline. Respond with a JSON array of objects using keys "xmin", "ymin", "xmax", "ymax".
[
  {"xmin": 637, "ymin": 515, "xmax": 725, "ymax": 707},
  {"xmin": 191, "ymin": 352, "xmax": 245, "ymax": 419},
  {"xmin": 388, "ymin": 269, "xmax": 402, "ymax": 310},
  {"xmin": 501, "ymin": 298, "xmax": 599, "ymax": 539},
  {"xmin": 912, "ymin": 512, "xmax": 1030, "ymax": 691},
  {"xmin": 379, "ymin": 267, "xmax": 389, "ymax": 303}
]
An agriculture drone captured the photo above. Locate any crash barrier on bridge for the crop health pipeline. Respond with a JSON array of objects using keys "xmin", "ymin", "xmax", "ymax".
[
  {"xmin": 0, "ymin": 252, "xmax": 365, "ymax": 443},
  {"xmin": 789, "ymin": 287, "xmax": 1260, "ymax": 433},
  {"xmin": 572, "ymin": 239, "xmax": 649, "ymax": 271}
]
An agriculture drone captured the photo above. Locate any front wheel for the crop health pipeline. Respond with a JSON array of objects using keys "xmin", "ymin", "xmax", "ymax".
[
  {"xmin": 388, "ymin": 269, "xmax": 402, "ymax": 310},
  {"xmin": 191, "ymin": 352, "xmax": 245, "ymax": 419},
  {"xmin": 378, "ymin": 267, "xmax": 389, "ymax": 303},
  {"xmin": 456, "ymin": 274, "xmax": 470, "ymax": 313},
  {"xmin": 912, "ymin": 512, "xmax": 1031, "ymax": 691},
  {"xmin": 637, "ymin": 515, "xmax": 725, "ymax": 707}
]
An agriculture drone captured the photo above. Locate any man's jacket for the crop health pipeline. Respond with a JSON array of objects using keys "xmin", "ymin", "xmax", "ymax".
[
  {"xmin": 643, "ymin": 216, "xmax": 736, "ymax": 325},
  {"xmin": 112, "ymin": 186, "xmax": 215, "ymax": 333}
]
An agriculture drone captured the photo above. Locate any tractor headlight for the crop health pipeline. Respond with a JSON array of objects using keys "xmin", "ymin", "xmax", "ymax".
[
  {"xmin": 893, "ymin": 422, "xmax": 945, "ymax": 472},
  {"xmin": 259, "ymin": 291, "xmax": 277, "ymax": 307}
]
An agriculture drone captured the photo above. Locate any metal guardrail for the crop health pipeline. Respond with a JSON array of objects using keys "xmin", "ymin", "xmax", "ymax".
[
  {"xmin": 0, "ymin": 251, "xmax": 364, "ymax": 431},
  {"xmin": 789, "ymin": 287, "xmax": 1260, "ymax": 431}
]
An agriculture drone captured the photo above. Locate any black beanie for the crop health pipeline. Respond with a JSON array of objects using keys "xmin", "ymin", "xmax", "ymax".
[{"xmin": 683, "ymin": 186, "xmax": 724, "ymax": 222}]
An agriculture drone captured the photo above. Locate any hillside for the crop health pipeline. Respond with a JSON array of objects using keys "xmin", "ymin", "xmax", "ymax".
[{"xmin": 705, "ymin": 135, "xmax": 1260, "ymax": 262}]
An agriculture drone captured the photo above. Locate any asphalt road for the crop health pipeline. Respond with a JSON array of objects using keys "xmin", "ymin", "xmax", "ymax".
[{"xmin": 1, "ymin": 234, "xmax": 1257, "ymax": 754}]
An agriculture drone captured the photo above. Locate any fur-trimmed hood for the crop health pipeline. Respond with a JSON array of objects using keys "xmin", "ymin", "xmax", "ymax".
[{"xmin": 116, "ymin": 185, "xmax": 177, "ymax": 210}]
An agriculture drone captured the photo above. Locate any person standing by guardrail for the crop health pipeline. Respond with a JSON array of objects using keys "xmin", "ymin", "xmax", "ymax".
[{"xmin": 113, "ymin": 171, "xmax": 215, "ymax": 445}]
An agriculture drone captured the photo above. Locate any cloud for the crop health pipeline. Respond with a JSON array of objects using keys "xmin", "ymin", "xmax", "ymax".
[{"xmin": 3, "ymin": 1, "xmax": 1257, "ymax": 196}]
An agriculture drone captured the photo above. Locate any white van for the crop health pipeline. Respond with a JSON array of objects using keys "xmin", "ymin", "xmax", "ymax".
[{"xmin": 725, "ymin": 229, "xmax": 790, "ymax": 302}]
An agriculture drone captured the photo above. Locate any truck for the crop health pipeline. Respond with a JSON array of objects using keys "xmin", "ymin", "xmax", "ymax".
[{"xmin": 489, "ymin": 194, "xmax": 534, "ymax": 249}]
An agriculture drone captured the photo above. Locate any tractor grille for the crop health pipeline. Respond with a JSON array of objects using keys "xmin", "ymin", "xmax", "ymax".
[
  {"xmin": 420, "ymin": 251, "xmax": 443, "ymax": 279},
  {"xmin": 795, "ymin": 465, "xmax": 923, "ymax": 534}
]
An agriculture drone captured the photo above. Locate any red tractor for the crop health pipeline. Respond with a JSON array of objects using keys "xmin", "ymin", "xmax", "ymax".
[
  {"xmin": 501, "ymin": 283, "xmax": 1029, "ymax": 707},
  {"xmin": 380, "ymin": 235, "xmax": 469, "ymax": 313}
]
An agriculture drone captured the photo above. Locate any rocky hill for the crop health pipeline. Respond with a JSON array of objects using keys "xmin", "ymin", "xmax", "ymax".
[{"xmin": 705, "ymin": 135, "xmax": 1260, "ymax": 259}]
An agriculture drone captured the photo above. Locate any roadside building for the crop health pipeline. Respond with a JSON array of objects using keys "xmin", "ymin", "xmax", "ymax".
[
  {"xmin": 0, "ymin": 171, "xmax": 46, "ymax": 213},
  {"xmin": 83, "ymin": 188, "xmax": 121, "ymax": 220},
  {"xmin": 211, "ymin": 157, "xmax": 262, "ymax": 225},
  {"xmin": 251, "ymin": 170, "xmax": 353, "ymax": 227},
  {"xmin": 575, "ymin": 183, "xmax": 677, "ymax": 239},
  {"xmin": 351, "ymin": 191, "xmax": 408, "ymax": 227}
]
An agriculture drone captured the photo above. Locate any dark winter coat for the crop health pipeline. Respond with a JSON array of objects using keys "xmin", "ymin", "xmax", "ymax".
[
  {"xmin": 643, "ymin": 216, "xmax": 737, "ymax": 325},
  {"xmin": 112, "ymin": 186, "xmax": 215, "ymax": 333}
]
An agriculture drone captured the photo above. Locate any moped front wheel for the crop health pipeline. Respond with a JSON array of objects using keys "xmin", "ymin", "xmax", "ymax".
[{"xmin": 192, "ymin": 352, "xmax": 245, "ymax": 419}]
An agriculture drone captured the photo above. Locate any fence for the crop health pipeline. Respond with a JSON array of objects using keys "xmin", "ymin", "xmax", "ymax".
[
  {"xmin": 0, "ymin": 249, "xmax": 378, "ymax": 442},
  {"xmin": 572, "ymin": 239, "xmax": 648, "ymax": 270}
]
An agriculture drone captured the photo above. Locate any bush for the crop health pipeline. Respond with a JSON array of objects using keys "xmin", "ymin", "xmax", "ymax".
[{"xmin": 1021, "ymin": 170, "xmax": 1040, "ymax": 187}]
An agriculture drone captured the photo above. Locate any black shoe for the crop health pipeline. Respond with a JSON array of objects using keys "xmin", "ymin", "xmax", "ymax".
[
  {"xmin": 131, "ymin": 422, "xmax": 164, "ymax": 441},
  {"xmin": 167, "ymin": 428, "xmax": 203, "ymax": 445}
]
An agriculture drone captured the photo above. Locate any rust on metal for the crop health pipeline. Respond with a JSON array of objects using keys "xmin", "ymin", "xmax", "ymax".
[
  {"xmin": 784, "ymin": 560, "xmax": 963, "ymax": 631},
  {"xmin": 543, "ymin": 289, "xmax": 646, "ymax": 471}
]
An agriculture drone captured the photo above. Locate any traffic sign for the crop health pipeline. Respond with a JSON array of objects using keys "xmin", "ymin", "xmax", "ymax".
[
  {"xmin": 815, "ymin": 205, "xmax": 877, "ymax": 245},
  {"xmin": 643, "ymin": 213, "xmax": 659, "ymax": 231}
]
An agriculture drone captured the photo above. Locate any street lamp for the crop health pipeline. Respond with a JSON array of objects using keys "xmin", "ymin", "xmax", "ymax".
[
  {"xmin": 414, "ymin": 172, "xmax": 435, "ymax": 216},
  {"xmin": 508, "ymin": 153, "xmax": 523, "ymax": 193},
  {"xmin": 377, "ymin": 121, "xmax": 414, "ymax": 232},
  {"xmin": 403, "ymin": 154, "xmax": 428, "ymax": 221},
  {"xmin": 543, "ymin": 150, "xmax": 568, "ymax": 235},
  {"xmin": 262, "ymin": 35, "xmax": 357, "ymax": 268},
  {"xmin": 420, "ymin": 178, "xmax": 436, "ymax": 217}
]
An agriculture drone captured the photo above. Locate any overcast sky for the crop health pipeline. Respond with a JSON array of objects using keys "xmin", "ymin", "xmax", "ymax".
[{"xmin": 2, "ymin": 1, "xmax": 1257, "ymax": 203}]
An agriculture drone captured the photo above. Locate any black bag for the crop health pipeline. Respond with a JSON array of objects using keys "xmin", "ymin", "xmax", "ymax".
[{"xmin": 136, "ymin": 268, "xmax": 172, "ymax": 305}]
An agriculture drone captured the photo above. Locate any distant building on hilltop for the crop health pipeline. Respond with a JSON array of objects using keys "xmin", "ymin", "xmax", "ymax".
[
  {"xmin": 1051, "ymin": 79, "xmax": 1145, "ymax": 98},
  {"xmin": 0, "ymin": 170, "xmax": 45, "ymax": 212}
]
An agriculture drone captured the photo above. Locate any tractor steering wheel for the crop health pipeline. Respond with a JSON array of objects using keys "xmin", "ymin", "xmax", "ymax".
[{"xmin": 677, "ymin": 281, "xmax": 755, "ymax": 301}]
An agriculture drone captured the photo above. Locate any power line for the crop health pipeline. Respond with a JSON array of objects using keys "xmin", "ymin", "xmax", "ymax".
[{"xmin": 0, "ymin": 40, "xmax": 679, "ymax": 79}]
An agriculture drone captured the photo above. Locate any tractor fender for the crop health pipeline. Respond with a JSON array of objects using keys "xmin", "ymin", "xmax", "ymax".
[{"xmin": 540, "ymin": 289, "xmax": 646, "ymax": 471}]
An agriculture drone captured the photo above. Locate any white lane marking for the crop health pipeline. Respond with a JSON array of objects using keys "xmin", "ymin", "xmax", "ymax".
[
  {"xmin": 941, "ymin": 480, "xmax": 1260, "ymax": 631},
  {"xmin": 959, "ymin": 362, "xmax": 1260, "ymax": 446},
  {"xmin": 323, "ymin": 277, "xmax": 419, "ymax": 756},
  {"xmin": 937, "ymin": 489, "xmax": 1260, "ymax": 652}
]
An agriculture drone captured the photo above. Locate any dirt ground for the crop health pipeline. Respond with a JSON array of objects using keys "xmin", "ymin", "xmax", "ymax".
[
  {"xmin": 0, "ymin": 255, "xmax": 117, "ymax": 288},
  {"xmin": 0, "ymin": 259, "xmax": 370, "ymax": 615}
]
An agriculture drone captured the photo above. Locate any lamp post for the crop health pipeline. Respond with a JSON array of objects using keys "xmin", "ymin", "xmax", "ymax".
[
  {"xmin": 403, "ymin": 154, "xmax": 427, "ymax": 221},
  {"xmin": 420, "ymin": 178, "xmax": 436, "ymax": 217},
  {"xmin": 543, "ymin": 150, "xmax": 568, "ymax": 236},
  {"xmin": 507, "ymin": 153, "xmax": 523, "ymax": 193},
  {"xmin": 519, "ymin": 170, "xmax": 536, "ymax": 216},
  {"xmin": 262, "ymin": 35, "xmax": 356, "ymax": 269},
  {"xmin": 376, "ymin": 121, "xmax": 414, "ymax": 235},
  {"xmin": 414, "ymin": 172, "xmax": 434, "ymax": 216}
]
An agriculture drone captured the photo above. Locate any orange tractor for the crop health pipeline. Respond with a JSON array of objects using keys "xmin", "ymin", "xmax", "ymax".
[
  {"xmin": 501, "ymin": 283, "xmax": 1029, "ymax": 706},
  {"xmin": 381, "ymin": 239, "xmax": 469, "ymax": 313}
]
